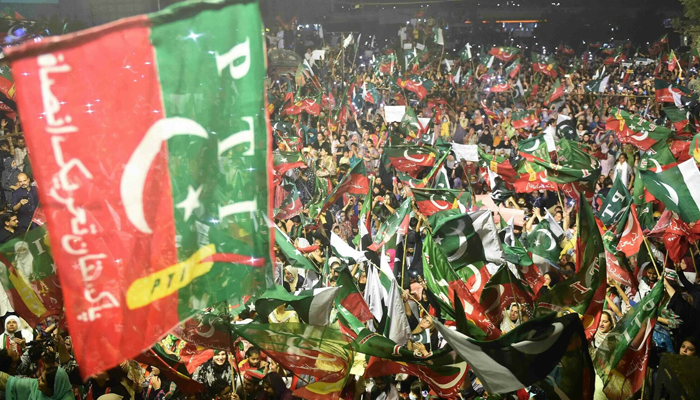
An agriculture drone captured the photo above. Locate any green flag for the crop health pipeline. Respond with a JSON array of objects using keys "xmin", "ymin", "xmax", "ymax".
[
  {"xmin": 274, "ymin": 225, "xmax": 318, "ymax": 271},
  {"xmin": 598, "ymin": 174, "xmax": 631, "ymax": 227},
  {"xmin": 639, "ymin": 159, "xmax": 700, "ymax": 223},
  {"xmin": 526, "ymin": 219, "xmax": 562, "ymax": 263}
]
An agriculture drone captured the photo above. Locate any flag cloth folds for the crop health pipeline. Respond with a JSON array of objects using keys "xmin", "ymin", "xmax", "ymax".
[
  {"xmin": 435, "ymin": 313, "xmax": 592, "ymax": 396},
  {"xmin": 639, "ymin": 158, "xmax": 700, "ymax": 223},
  {"xmin": 6, "ymin": 0, "xmax": 272, "ymax": 377},
  {"xmin": 234, "ymin": 323, "xmax": 354, "ymax": 400},
  {"xmin": 368, "ymin": 198, "xmax": 411, "ymax": 251},
  {"xmin": 0, "ymin": 226, "xmax": 63, "ymax": 327},
  {"xmin": 606, "ymin": 108, "xmax": 672, "ymax": 151},
  {"xmin": 352, "ymin": 329, "xmax": 469, "ymax": 398},
  {"xmin": 535, "ymin": 194, "xmax": 606, "ymax": 340},
  {"xmin": 592, "ymin": 281, "xmax": 663, "ymax": 400},
  {"xmin": 254, "ymin": 285, "xmax": 339, "ymax": 325}
]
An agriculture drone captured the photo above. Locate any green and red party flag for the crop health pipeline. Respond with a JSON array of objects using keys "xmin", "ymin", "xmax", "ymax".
[
  {"xmin": 368, "ymin": 198, "xmax": 411, "ymax": 251},
  {"xmin": 532, "ymin": 53, "xmax": 557, "ymax": 77},
  {"xmin": 505, "ymin": 58, "xmax": 521, "ymax": 78},
  {"xmin": 654, "ymin": 78, "xmax": 692, "ymax": 105},
  {"xmin": 6, "ymin": 0, "xmax": 272, "ymax": 377},
  {"xmin": 281, "ymin": 93, "xmax": 322, "ymax": 116},
  {"xmin": 273, "ymin": 151, "xmax": 306, "ymax": 184},
  {"xmin": 544, "ymin": 79, "xmax": 564, "ymax": 105},
  {"xmin": 412, "ymin": 188, "xmax": 458, "ymax": 216},
  {"xmin": 511, "ymin": 109, "xmax": 539, "ymax": 129},
  {"xmin": 606, "ymin": 108, "xmax": 672, "ymax": 151},
  {"xmin": 396, "ymin": 74, "xmax": 433, "ymax": 100},
  {"xmin": 668, "ymin": 49, "xmax": 678, "ymax": 71},
  {"xmin": 384, "ymin": 145, "xmax": 438, "ymax": 177},
  {"xmin": 489, "ymin": 46, "xmax": 520, "ymax": 62},
  {"xmin": 488, "ymin": 81, "xmax": 511, "ymax": 93},
  {"xmin": 0, "ymin": 226, "xmax": 63, "ymax": 328},
  {"xmin": 478, "ymin": 264, "xmax": 532, "ymax": 326},
  {"xmin": 321, "ymin": 160, "xmax": 369, "ymax": 214},
  {"xmin": 275, "ymin": 189, "xmax": 302, "ymax": 220}
]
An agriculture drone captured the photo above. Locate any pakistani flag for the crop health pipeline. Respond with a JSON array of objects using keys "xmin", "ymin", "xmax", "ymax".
[
  {"xmin": 458, "ymin": 43, "xmax": 472, "ymax": 60},
  {"xmin": 639, "ymin": 158, "xmax": 700, "ymax": 223},
  {"xmin": 664, "ymin": 106, "xmax": 693, "ymax": 133},
  {"xmin": 435, "ymin": 313, "xmax": 592, "ymax": 396},
  {"xmin": 254, "ymin": 285, "xmax": 339, "ymax": 325},
  {"xmin": 274, "ymin": 225, "xmax": 317, "ymax": 271},
  {"xmin": 511, "ymin": 110, "xmax": 539, "ymax": 129},
  {"xmin": 6, "ymin": 0, "xmax": 271, "ymax": 378},
  {"xmin": 527, "ymin": 219, "xmax": 562, "ymax": 263},
  {"xmin": 428, "ymin": 209, "xmax": 485, "ymax": 268},
  {"xmin": 583, "ymin": 75, "xmax": 610, "ymax": 93},
  {"xmin": 400, "ymin": 105, "xmax": 421, "ymax": 137},
  {"xmin": 598, "ymin": 175, "xmax": 631, "ymax": 227},
  {"xmin": 556, "ymin": 114, "xmax": 576, "ymax": 140}
]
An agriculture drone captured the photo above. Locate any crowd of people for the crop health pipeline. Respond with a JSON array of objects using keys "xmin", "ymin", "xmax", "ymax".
[{"xmin": 0, "ymin": 9, "xmax": 698, "ymax": 400}]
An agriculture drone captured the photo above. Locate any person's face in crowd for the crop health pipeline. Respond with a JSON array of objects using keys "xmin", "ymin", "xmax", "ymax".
[
  {"xmin": 248, "ymin": 352, "xmax": 260, "ymax": 367},
  {"xmin": 243, "ymin": 378, "xmax": 258, "ymax": 394},
  {"xmin": 16, "ymin": 139, "xmax": 25, "ymax": 148},
  {"xmin": 509, "ymin": 305, "xmax": 520, "ymax": 322},
  {"xmin": 64, "ymin": 337, "xmax": 72, "ymax": 352},
  {"xmin": 17, "ymin": 174, "xmax": 29, "ymax": 189},
  {"xmin": 284, "ymin": 270, "xmax": 294, "ymax": 283},
  {"xmin": 213, "ymin": 351, "xmax": 227, "ymax": 366},
  {"xmin": 216, "ymin": 386, "xmax": 232, "ymax": 400},
  {"xmin": 598, "ymin": 313, "xmax": 613, "ymax": 334},
  {"xmin": 582, "ymin": 134, "xmax": 590, "ymax": 143},
  {"xmin": 5, "ymin": 215, "xmax": 17, "ymax": 230},
  {"xmin": 317, "ymin": 133, "xmax": 324, "ymax": 142},
  {"xmin": 5, "ymin": 319, "xmax": 17, "ymax": 333},
  {"xmin": 419, "ymin": 316, "xmax": 434, "ymax": 330},
  {"xmin": 340, "ymin": 135, "xmax": 346, "ymax": 144},
  {"xmin": 38, "ymin": 370, "xmax": 52, "ymax": 396},
  {"xmin": 645, "ymin": 268, "xmax": 658, "ymax": 283},
  {"xmin": 617, "ymin": 154, "xmax": 627, "ymax": 164},
  {"xmin": 554, "ymin": 212, "xmax": 563, "ymax": 222},
  {"xmin": 680, "ymin": 340, "xmax": 697, "ymax": 356},
  {"xmin": 373, "ymin": 377, "xmax": 388, "ymax": 391},
  {"xmin": 544, "ymin": 273, "xmax": 552, "ymax": 287},
  {"xmin": 359, "ymin": 271, "xmax": 367, "ymax": 284},
  {"xmin": 320, "ymin": 147, "xmax": 328, "ymax": 157},
  {"xmin": 366, "ymin": 139, "xmax": 373, "ymax": 149}
]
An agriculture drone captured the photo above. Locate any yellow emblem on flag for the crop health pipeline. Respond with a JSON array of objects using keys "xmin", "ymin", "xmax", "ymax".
[{"xmin": 126, "ymin": 244, "xmax": 215, "ymax": 309}]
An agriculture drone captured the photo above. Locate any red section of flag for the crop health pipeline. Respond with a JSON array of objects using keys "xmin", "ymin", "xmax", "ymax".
[
  {"xmin": 365, "ymin": 356, "xmax": 467, "ymax": 399},
  {"xmin": 7, "ymin": 18, "xmax": 180, "ymax": 378},
  {"xmin": 340, "ymin": 292, "xmax": 373, "ymax": 323}
]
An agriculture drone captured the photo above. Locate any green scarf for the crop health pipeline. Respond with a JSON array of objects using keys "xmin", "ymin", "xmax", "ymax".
[{"xmin": 6, "ymin": 367, "xmax": 73, "ymax": 400}]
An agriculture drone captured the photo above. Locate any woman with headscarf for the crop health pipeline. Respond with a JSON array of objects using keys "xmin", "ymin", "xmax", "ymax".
[
  {"xmin": 500, "ymin": 303, "xmax": 522, "ymax": 335},
  {"xmin": 0, "ymin": 366, "xmax": 73, "ymax": 400},
  {"xmin": 262, "ymin": 372, "xmax": 293, "ymax": 400},
  {"xmin": 192, "ymin": 350, "xmax": 232, "ymax": 400},
  {"xmin": 282, "ymin": 266, "xmax": 304, "ymax": 293},
  {"xmin": 591, "ymin": 309, "xmax": 616, "ymax": 351},
  {"xmin": 14, "ymin": 241, "xmax": 34, "ymax": 280},
  {"xmin": 0, "ymin": 315, "xmax": 32, "ymax": 353}
]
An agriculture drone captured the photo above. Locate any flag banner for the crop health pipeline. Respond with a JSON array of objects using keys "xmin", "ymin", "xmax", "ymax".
[
  {"xmin": 606, "ymin": 108, "xmax": 672, "ymax": 151},
  {"xmin": 134, "ymin": 344, "xmax": 206, "ymax": 395},
  {"xmin": 535, "ymin": 194, "xmax": 606, "ymax": 339},
  {"xmin": 597, "ymin": 174, "xmax": 631, "ymax": 226},
  {"xmin": 478, "ymin": 264, "xmax": 532, "ymax": 326},
  {"xmin": 592, "ymin": 282, "xmax": 663, "ymax": 399},
  {"xmin": 352, "ymin": 329, "xmax": 469, "ymax": 398},
  {"xmin": 254, "ymin": 285, "xmax": 339, "ymax": 325},
  {"xmin": 6, "ymin": 0, "xmax": 272, "ymax": 377},
  {"xmin": 0, "ymin": 226, "xmax": 63, "ymax": 327},
  {"xmin": 428, "ymin": 209, "xmax": 486, "ymax": 268},
  {"xmin": 234, "ymin": 323, "xmax": 354, "ymax": 400},
  {"xmin": 412, "ymin": 188, "xmax": 459, "ymax": 216},
  {"xmin": 639, "ymin": 158, "xmax": 700, "ymax": 223},
  {"xmin": 435, "ymin": 313, "xmax": 591, "ymax": 396},
  {"xmin": 368, "ymin": 198, "xmax": 411, "ymax": 251},
  {"xmin": 170, "ymin": 312, "xmax": 233, "ymax": 351}
]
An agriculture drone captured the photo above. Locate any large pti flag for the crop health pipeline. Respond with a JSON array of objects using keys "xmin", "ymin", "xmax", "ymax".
[{"xmin": 6, "ymin": 0, "xmax": 272, "ymax": 377}]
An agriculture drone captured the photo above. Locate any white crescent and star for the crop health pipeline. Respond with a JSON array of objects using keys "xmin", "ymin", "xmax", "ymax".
[
  {"xmin": 464, "ymin": 263, "xmax": 482, "ymax": 294},
  {"xmin": 120, "ymin": 117, "xmax": 208, "ymax": 234},
  {"xmin": 522, "ymin": 139, "xmax": 540, "ymax": 152},
  {"xmin": 430, "ymin": 194, "xmax": 450, "ymax": 210},
  {"xmin": 538, "ymin": 229, "xmax": 556, "ymax": 251},
  {"xmin": 446, "ymin": 219, "xmax": 468, "ymax": 262},
  {"xmin": 658, "ymin": 182, "xmax": 679, "ymax": 206},
  {"xmin": 404, "ymin": 149, "xmax": 427, "ymax": 163}
]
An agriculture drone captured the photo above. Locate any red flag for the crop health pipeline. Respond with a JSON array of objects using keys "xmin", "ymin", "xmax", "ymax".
[
  {"xmin": 616, "ymin": 206, "xmax": 643, "ymax": 257},
  {"xmin": 663, "ymin": 214, "xmax": 700, "ymax": 263}
]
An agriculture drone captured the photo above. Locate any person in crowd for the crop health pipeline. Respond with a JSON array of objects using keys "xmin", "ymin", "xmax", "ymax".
[
  {"xmin": 262, "ymin": 372, "xmax": 292, "ymax": 400},
  {"xmin": 193, "ymin": 351, "xmax": 233, "ymax": 400},
  {"xmin": 500, "ymin": 303, "xmax": 522, "ymax": 335},
  {"xmin": 11, "ymin": 173, "xmax": 38, "ymax": 232}
]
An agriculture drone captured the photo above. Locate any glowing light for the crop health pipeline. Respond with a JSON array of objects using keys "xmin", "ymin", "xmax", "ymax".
[{"xmin": 185, "ymin": 31, "xmax": 203, "ymax": 42}]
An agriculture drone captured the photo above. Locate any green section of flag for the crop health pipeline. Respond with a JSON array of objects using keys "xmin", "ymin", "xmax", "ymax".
[{"xmin": 150, "ymin": 0, "xmax": 269, "ymax": 317}]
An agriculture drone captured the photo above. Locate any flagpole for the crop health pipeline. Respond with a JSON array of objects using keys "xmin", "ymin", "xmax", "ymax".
[
  {"xmin": 400, "ymin": 235, "xmax": 408, "ymax": 289},
  {"xmin": 642, "ymin": 238, "xmax": 661, "ymax": 276}
]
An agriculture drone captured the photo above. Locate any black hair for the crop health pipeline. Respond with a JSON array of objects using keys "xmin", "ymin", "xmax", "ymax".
[
  {"xmin": 0, "ymin": 213, "xmax": 14, "ymax": 227},
  {"xmin": 681, "ymin": 336, "xmax": 698, "ymax": 353},
  {"xmin": 44, "ymin": 366, "xmax": 59, "ymax": 395},
  {"xmin": 0, "ymin": 349, "xmax": 12, "ymax": 373},
  {"xmin": 246, "ymin": 347, "xmax": 261, "ymax": 358}
]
